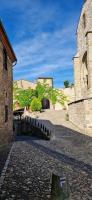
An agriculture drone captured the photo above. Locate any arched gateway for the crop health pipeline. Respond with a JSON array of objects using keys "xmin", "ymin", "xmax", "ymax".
[{"xmin": 42, "ymin": 98, "xmax": 50, "ymax": 109}]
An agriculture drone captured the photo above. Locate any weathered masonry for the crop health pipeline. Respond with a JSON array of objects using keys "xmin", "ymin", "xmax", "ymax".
[
  {"xmin": 68, "ymin": 0, "xmax": 92, "ymax": 136},
  {"xmin": 37, "ymin": 77, "xmax": 53, "ymax": 88},
  {"xmin": 0, "ymin": 21, "xmax": 17, "ymax": 145}
]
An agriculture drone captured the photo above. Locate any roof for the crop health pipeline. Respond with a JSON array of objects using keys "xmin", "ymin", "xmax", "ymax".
[{"xmin": 0, "ymin": 20, "xmax": 17, "ymax": 63}]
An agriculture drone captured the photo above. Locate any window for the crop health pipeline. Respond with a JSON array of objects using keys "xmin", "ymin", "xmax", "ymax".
[
  {"xmin": 3, "ymin": 48, "xmax": 7, "ymax": 70},
  {"xmin": 86, "ymin": 75, "xmax": 88, "ymax": 87},
  {"xmin": 82, "ymin": 51, "xmax": 89, "ymax": 89},
  {"xmin": 83, "ymin": 13, "xmax": 86, "ymax": 29},
  {"xmin": 5, "ymin": 105, "xmax": 8, "ymax": 122}
]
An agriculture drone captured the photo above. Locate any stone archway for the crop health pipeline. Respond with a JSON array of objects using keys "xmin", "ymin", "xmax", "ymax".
[{"xmin": 42, "ymin": 98, "xmax": 50, "ymax": 109}]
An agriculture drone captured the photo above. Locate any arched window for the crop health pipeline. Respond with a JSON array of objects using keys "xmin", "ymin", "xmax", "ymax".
[{"xmin": 82, "ymin": 51, "xmax": 88, "ymax": 89}]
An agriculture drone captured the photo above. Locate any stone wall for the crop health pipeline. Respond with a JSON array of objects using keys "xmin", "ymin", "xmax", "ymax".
[
  {"xmin": 15, "ymin": 80, "xmax": 36, "ymax": 90},
  {"xmin": 61, "ymin": 87, "xmax": 75, "ymax": 103},
  {"xmin": 37, "ymin": 78, "xmax": 53, "ymax": 88},
  {"xmin": 0, "ymin": 41, "xmax": 13, "ymax": 145},
  {"xmin": 68, "ymin": 100, "xmax": 85, "ymax": 131},
  {"xmin": 54, "ymin": 87, "xmax": 75, "ymax": 111},
  {"xmin": 68, "ymin": 98, "xmax": 92, "ymax": 136},
  {"xmin": 84, "ymin": 98, "xmax": 92, "ymax": 135}
]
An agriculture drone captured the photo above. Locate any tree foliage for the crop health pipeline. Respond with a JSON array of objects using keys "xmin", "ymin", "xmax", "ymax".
[
  {"xmin": 13, "ymin": 81, "xmax": 68, "ymax": 111},
  {"xmin": 64, "ymin": 80, "xmax": 69, "ymax": 88},
  {"xmin": 58, "ymin": 91, "xmax": 68, "ymax": 106},
  {"xmin": 35, "ymin": 82, "xmax": 48, "ymax": 100},
  {"xmin": 47, "ymin": 88, "xmax": 58, "ymax": 106},
  {"xmin": 16, "ymin": 89, "xmax": 34, "ymax": 108},
  {"xmin": 13, "ymin": 82, "xmax": 37, "ymax": 109},
  {"xmin": 30, "ymin": 97, "xmax": 42, "ymax": 111}
]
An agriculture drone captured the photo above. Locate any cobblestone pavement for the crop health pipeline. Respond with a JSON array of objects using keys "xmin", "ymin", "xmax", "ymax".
[
  {"xmin": 0, "ymin": 138, "xmax": 92, "ymax": 200},
  {"xmin": 0, "ymin": 144, "xmax": 11, "ymax": 175},
  {"xmin": 35, "ymin": 110, "xmax": 92, "ymax": 166},
  {"xmin": 0, "ymin": 110, "xmax": 92, "ymax": 200}
]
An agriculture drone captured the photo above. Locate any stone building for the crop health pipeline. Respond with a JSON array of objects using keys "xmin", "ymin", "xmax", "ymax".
[
  {"xmin": 0, "ymin": 21, "xmax": 17, "ymax": 145},
  {"xmin": 61, "ymin": 87, "xmax": 75, "ymax": 103},
  {"xmin": 37, "ymin": 77, "xmax": 53, "ymax": 88},
  {"xmin": 15, "ymin": 80, "xmax": 36, "ymax": 90},
  {"xmin": 15, "ymin": 78, "xmax": 53, "ymax": 90},
  {"xmin": 55, "ymin": 87, "xmax": 75, "ymax": 111},
  {"xmin": 68, "ymin": 0, "xmax": 92, "ymax": 135}
]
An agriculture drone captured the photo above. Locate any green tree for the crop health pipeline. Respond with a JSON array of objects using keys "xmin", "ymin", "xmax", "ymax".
[
  {"xmin": 13, "ymin": 82, "xmax": 37, "ymax": 109},
  {"xmin": 30, "ymin": 97, "xmax": 42, "ymax": 111},
  {"xmin": 47, "ymin": 88, "xmax": 58, "ymax": 109},
  {"xmin": 64, "ymin": 80, "xmax": 69, "ymax": 88},
  {"xmin": 13, "ymin": 81, "xmax": 69, "ymax": 111},
  {"xmin": 35, "ymin": 82, "xmax": 48, "ymax": 100},
  {"xmin": 16, "ymin": 89, "xmax": 36, "ymax": 108},
  {"xmin": 58, "ymin": 91, "xmax": 68, "ymax": 106}
]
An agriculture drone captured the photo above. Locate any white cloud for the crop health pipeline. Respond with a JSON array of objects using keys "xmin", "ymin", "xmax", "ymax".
[
  {"xmin": 14, "ymin": 24, "xmax": 75, "ymax": 75},
  {"xmin": 14, "ymin": 64, "xmax": 58, "ymax": 80},
  {"xmin": 0, "ymin": 0, "xmax": 80, "ymax": 86}
]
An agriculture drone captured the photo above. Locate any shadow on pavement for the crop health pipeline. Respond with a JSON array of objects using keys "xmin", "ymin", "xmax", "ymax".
[{"xmin": 15, "ymin": 117, "xmax": 92, "ymax": 175}]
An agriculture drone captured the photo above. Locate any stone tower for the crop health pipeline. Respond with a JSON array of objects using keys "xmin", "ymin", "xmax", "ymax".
[
  {"xmin": 68, "ymin": 0, "xmax": 92, "ymax": 135},
  {"xmin": 37, "ymin": 77, "xmax": 53, "ymax": 88},
  {"xmin": 74, "ymin": 0, "xmax": 92, "ymax": 100}
]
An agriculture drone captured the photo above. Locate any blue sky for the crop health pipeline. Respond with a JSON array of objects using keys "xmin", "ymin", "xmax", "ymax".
[{"xmin": 0, "ymin": 0, "xmax": 83, "ymax": 88}]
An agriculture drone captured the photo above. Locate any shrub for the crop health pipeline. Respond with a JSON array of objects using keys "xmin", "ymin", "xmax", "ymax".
[{"xmin": 30, "ymin": 98, "xmax": 42, "ymax": 112}]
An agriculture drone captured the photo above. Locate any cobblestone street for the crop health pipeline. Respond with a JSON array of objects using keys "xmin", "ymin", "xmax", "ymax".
[
  {"xmin": 1, "ymin": 0, "xmax": 92, "ymax": 199},
  {"xmin": 0, "ymin": 138, "xmax": 92, "ymax": 200},
  {"xmin": 0, "ymin": 144, "xmax": 11, "ymax": 176},
  {"xmin": 0, "ymin": 111, "xmax": 92, "ymax": 200}
]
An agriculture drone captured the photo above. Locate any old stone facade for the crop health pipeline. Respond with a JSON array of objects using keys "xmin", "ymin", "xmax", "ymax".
[
  {"xmin": 15, "ymin": 80, "xmax": 36, "ymax": 90},
  {"xmin": 55, "ymin": 87, "xmax": 75, "ymax": 111},
  {"xmin": 68, "ymin": 0, "xmax": 92, "ymax": 135},
  {"xmin": 37, "ymin": 77, "xmax": 53, "ymax": 88},
  {"xmin": 0, "ymin": 21, "xmax": 17, "ymax": 145},
  {"xmin": 15, "ymin": 78, "xmax": 53, "ymax": 90}
]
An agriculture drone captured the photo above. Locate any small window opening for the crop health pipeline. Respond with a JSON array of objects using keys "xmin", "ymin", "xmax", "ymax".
[
  {"xmin": 3, "ymin": 48, "xmax": 7, "ymax": 70},
  {"xmin": 83, "ymin": 13, "xmax": 86, "ymax": 29},
  {"xmin": 5, "ymin": 105, "xmax": 8, "ymax": 122}
]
